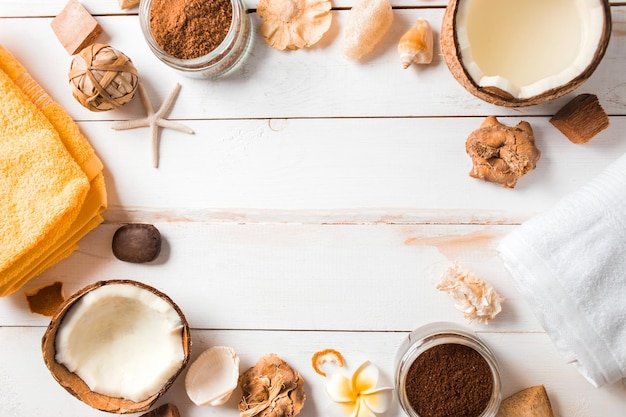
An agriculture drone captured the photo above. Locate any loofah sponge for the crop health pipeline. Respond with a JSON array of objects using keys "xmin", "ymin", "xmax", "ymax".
[{"xmin": 342, "ymin": 0, "xmax": 393, "ymax": 60}]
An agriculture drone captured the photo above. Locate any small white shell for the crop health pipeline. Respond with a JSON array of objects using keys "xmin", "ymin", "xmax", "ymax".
[{"xmin": 185, "ymin": 346, "xmax": 240, "ymax": 406}]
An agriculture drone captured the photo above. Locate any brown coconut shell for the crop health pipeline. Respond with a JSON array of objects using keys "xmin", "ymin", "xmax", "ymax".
[
  {"xmin": 440, "ymin": 0, "xmax": 612, "ymax": 107},
  {"xmin": 42, "ymin": 280, "xmax": 191, "ymax": 414}
]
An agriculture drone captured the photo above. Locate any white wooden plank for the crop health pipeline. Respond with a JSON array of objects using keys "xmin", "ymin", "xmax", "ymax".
[
  {"xmin": 1, "ymin": 0, "xmax": 623, "ymax": 16},
  {"xmin": 0, "ymin": 222, "xmax": 541, "ymax": 331},
  {"xmin": 1, "ymin": 8, "xmax": 624, "ymax": 119},
  {"xmin": 1, "ymin": 327, "xmax": 624, "ymax": 417},
  {"xmin": 75, "ymin": 117, "xmax": 626, "ymax": 219}
]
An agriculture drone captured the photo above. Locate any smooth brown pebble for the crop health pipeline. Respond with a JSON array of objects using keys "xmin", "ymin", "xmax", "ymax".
[{"xmin": 112, "ymin": 224, "xmax": 161, "ymax": 263}]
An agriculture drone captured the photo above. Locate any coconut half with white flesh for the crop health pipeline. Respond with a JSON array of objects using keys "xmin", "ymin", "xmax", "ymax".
[
  {"xmin": 42, "ymin": 280, "xmax": 191, "ymax": 414},
  {"xmin": 440, "ymin": 0, "xmax": 612, "ymax": 107}
]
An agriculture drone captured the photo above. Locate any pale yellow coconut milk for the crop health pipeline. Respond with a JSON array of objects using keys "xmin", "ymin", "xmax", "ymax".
[{"xmin": 466, "ymin": 0, "xmax": 583, "ymax": 87}]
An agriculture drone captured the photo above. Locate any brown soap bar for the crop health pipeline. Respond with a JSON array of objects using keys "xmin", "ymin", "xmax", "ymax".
[
  {"xmin": 51, "ymin": 0, "xmax": 102, "ymax": 55},
  {"xmin": 550, "ymin": 94, "xmax": 609, "ymax": 144},
  {"xmin": 140, "ymin": 404, "xmax": 181, "ymax": 417}
]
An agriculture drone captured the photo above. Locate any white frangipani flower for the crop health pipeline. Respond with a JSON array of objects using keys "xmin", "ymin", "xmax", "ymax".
[{"xmin": 325, "ymin": 361, "xmax": 393, "ymax": 417}]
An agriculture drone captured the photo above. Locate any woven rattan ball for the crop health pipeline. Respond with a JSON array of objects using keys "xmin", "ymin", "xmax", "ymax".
[{"xmin": 69, "ymin": 43, "xmax": 138, "ymax": 112}]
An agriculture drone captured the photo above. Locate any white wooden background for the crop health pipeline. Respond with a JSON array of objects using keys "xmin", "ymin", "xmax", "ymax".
[{"xmin": 1, "ymin": 0, "xmax": 626, "ymax": 416}]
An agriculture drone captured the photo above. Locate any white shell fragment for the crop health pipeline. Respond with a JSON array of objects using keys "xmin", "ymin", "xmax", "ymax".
[
  {"xmin": 436, "ymin": 263, "xmax": 504, "ymax": 324},
  {"xmin": 185, "ymin": 346, "xmax": 240, "ymax": 406}
]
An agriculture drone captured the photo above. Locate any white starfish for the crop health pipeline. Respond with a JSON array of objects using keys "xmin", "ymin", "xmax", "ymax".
[{"xmin": 112, "ymin": 82, "xmax": 194, "ymax": 168}]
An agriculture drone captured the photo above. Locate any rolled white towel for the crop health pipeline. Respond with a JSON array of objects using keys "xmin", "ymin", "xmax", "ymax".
[{"xmin": 498, "ymin": 153, "xmax": 626, "ymax": 388}]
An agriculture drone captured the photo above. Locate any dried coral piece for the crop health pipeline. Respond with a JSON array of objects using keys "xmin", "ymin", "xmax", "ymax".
[
  {"xmin": 437, "ymin": 263, "xmax": 503, "ymax": 324},
  {"xmin": 398, "ymin": 18, "xmax": 433, "ymax": 69},
  {"xmin": 239, "ymin": 354, "xmax": 306, "ymax": 417},
  {"xmin": 342, "ymin": 0, "xmax": 393, "ymax": 60},
  {"xmin": 25, "ymin": 281, "xmax": 65, "ymax": 317},
  {"xmin": 311, "ymin": 348, "xmax": 345, "ymax": 377},
  {"xmin": 550, "ymin": 94, "xmax": 609, "ymax": 144},
  {"xmin": 257, "ymin": 0, "xmax": 332, "ymax": 50},
  {"xmin": 466, "ymin": 116, "xmax": 541, "ymax": 188}
]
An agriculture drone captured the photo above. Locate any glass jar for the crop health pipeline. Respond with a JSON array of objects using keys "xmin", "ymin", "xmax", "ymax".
[
  {"xmin": 139, "ymin": 0, "xmax": 252, "ymax": 79},
  {"xmin": 395, "ymin": 322, "xmax": 502, "ymax": 417}
]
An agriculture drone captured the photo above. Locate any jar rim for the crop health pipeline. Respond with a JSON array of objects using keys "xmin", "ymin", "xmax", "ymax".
[
  {"xmin": 395, "ymin": 322, "xmax": 502, "ymax": 417},
  {"xmin": 139, "ymin": 0, "xmax": 242, "ymax": 68}
]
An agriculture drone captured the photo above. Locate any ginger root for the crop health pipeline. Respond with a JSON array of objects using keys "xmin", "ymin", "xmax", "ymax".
[
  {"xmin": 466, "ymin": 116, "xmax": 541, "ymax": 188},
  {"xmin": 238, "ymin": 354, "xmax": 306, "ymax": 417}
]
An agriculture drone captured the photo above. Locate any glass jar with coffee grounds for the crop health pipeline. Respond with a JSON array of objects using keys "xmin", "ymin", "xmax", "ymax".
[
  {"xmin": 139, "ymin": 0, "xmax": 252, "ymax": 79},
  {"xmin": 395, "ymin": 322, "xmax": 502, "ymax": 417}
]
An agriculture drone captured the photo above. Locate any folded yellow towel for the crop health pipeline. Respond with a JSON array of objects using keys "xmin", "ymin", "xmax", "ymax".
[{"xmin": 0, "ymin": 45, "xmax": 107, "ymax": 296}]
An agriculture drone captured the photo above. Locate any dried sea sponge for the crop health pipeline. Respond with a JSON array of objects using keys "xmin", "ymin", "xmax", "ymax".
[
  {"xmin": 239, "ymin": 354, "xmax": 306, "ymax": 417},
  {"xmin": 466, "ymin": 116, "xmax": 541, "ymax": 188},
  {"xmin": 342, "ymin": 0, "xmax": 393, "ymax": 60},
  {"xmin": 437, "ymin": 263, "xmax": 503, "ymax": 324},
  {"xmin": 257, "ymin": 0, "xmax": 332, "ymax": 50}
]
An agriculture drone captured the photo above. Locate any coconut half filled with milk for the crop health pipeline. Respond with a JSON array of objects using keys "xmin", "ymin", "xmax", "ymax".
[
  {"xmin": 42, "ymin": 280, "xmax": 191, "ymax": 414},
  {"xmin": 441, "ymin": 0, "xmax": 612, "ymax": 107}
]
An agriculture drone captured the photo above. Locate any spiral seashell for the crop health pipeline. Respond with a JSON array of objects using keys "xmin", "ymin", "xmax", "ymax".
[{"xmin": 398, "ymin": 18, "xmax": 433, "ymax": 69}]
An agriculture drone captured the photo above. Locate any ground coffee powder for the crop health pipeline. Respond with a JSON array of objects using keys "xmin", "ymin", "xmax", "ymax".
[
  {"xmin": 405, "ymin": 343, "xmax": 493, "ymax": 417},
  {"xmin": 150, "ymin": 0, "xmax": 233, "ymax": 60}
]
